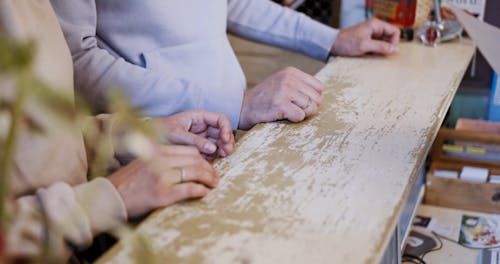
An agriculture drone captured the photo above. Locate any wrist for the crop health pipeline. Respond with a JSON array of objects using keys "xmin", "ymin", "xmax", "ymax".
[
  {"xmin": 329, "ymin": 30, "xmax": 343, "ymax": 56},
  {"xmin": 331, "ymin": 27, "xmax": 359, "ymax": 57},
  {"xmin": 238, "ymin": 92, "xmax": 253, "ymax": 130}
]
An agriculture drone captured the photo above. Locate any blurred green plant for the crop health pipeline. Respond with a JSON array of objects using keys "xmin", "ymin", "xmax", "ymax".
[
  {"xmin": 0, "ymin": 33, "xmax": 162, "ymax": 263},
  {"xmin": 0, "ymin": 35, "xmax": 35, "ymax": 226}
]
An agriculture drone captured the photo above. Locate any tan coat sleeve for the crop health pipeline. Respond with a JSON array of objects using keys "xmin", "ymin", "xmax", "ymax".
[
  {"xmin": 6, "ymin": 178, "xmax": 127, "ymax": 261},
  {"xmin": 0, "ymin": 0, "xmax": 128, "ymax": 261}
]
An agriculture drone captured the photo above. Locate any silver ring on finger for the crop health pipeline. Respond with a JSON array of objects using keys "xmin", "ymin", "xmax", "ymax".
[
  {"xmin": 177, "ymin": 167, "xmax": 186, "ymax": 183},
  {"xmin": 304, "ymin": 97, "xmax": 312, "ymax": 109}
]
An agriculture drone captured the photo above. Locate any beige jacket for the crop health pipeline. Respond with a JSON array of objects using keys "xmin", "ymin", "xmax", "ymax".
[{"xmin": 0, "ymin": 0, "xmax": 127, "ymax": 259}]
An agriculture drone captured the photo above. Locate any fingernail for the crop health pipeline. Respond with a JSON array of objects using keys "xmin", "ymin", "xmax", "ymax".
[
  {"xmin": 204, "ymin": 142, "xmax": 216, "ymax": 153},
  {"xmin": 391, "ymin": 45, "xmax": 398, "ymax": 53}
]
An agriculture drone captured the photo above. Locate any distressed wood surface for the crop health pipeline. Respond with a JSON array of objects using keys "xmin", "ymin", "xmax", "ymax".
[{"xmin": 98, "ymin": 39, "xmax": 475, "ymax": 264}]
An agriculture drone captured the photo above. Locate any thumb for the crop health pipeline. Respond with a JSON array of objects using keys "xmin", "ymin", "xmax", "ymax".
[
  {"xmin": 361, "ymin": 39, "xmax": 398, "ymax": 55},
  {"xmin": 174, "ymin": 131, "xmax": 217, "ymax": 154}
]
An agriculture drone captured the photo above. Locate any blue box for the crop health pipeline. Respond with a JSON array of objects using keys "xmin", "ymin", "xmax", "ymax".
[{"xmin": 488, "ymin": 72, "xmax": 500, "ymax": 121}]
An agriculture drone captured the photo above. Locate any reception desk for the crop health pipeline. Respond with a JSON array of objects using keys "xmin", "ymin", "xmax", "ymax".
[{"xmin": 97, "ymin": 39, "xmax": 475, "ymax": 264}]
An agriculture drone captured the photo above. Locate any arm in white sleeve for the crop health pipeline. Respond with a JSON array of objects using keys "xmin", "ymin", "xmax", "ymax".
[
  {"xmin": 227, "ymin": 0, "xmax": 338, "ymax": 61},
  {"xmin": 49, "ymin": 0, "xmax": 203, "ymax": 119}
]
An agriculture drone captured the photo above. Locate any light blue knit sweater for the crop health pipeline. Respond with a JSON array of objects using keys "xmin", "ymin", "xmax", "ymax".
[{"xmin": 50, "ymin": 0, "xmax": 337, "ymax": 128}]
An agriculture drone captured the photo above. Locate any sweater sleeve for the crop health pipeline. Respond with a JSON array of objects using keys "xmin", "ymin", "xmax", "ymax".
[
  {"xmin": 227, "ymin": 0, "xmax": 338, "ymax": 61},
  {"xmin": 6, "ymin": 178, "xmax": 127, "ymax": 261},
  {"xmin": 48, "ymin": 0, "xmax": 223, "ymax": 123}
]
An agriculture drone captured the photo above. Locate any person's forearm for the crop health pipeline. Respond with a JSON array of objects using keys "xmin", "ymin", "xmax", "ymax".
[
  {"xmin": 227, "ymin": 0, "xmax": 338, "ymax": 61},
  {"xmin": 71, "ymin": 43, "xmax": 204, "ymax": 117}
]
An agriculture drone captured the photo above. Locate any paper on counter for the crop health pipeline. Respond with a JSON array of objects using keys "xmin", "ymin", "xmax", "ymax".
[
  {"xmin": 460, "ymin": 166, "xmax": 489, "ymax": 183},
  {"xmin": 449, "ymin": 5, "xmax": 500, "ymax": 75},
  {"xmin": 434, "ymin": 170, "xmax": 459, "ymax": 179},
  {"xmin": 490, "ymin": 175, "xmax": 500, "ymax": 184},
  {"xmin": 428, "ymin": 218, "xmax": 454, "ymax": 237}
]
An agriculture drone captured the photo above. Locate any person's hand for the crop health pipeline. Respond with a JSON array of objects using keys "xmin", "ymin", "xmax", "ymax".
[
  {"xmin": 331, "ymin": 18, "xmax": 400, "ymax": 57},
  {"xmin": 238, "ymin": 67, "xmax": 324, "ymax": 130},
  {"xmin": 154, "ymin": 110, "xmax": 235, "ymax": 159},
  {"xmin": 108, "ymin": 145, "xmax": 218, "ymax": 218}
]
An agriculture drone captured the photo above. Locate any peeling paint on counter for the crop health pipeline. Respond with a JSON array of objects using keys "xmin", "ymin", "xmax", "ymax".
[{"xmin": 98, "ymin": 39, "xmax": 475, "ymax": 264}]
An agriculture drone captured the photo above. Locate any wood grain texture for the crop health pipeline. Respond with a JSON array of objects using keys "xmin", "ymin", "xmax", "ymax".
[
  {"xmin": 426, "ymin": 172, "xmax": 500, "ymax": 214},
  {"xmin": 98, "ymin": 39, "xmax": 475, "ymax": 264}
]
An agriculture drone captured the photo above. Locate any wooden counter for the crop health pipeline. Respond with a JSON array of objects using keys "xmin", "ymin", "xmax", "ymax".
[{"xmin": 97, "ymin": 39, "xmax": 475, "ymax": 264}]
